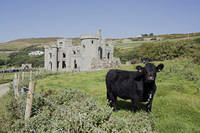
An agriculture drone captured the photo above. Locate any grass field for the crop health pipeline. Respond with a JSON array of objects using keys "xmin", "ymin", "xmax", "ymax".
[
  {"xmin": 0, "ymin": 53, "xmax": 10, "ymax": 61},
  {"xmin": 35, "ymin": 58, "xmax": 200, "ymax": 133},
  {"xmin": 0, "ymin": 73, "xmax": 14, "ymax": 84},
  {"xmin": 115, "ymin": 42, "xmax": 142, "ymax": 49}
]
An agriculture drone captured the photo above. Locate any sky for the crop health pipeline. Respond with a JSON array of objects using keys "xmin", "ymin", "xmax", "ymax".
[{"xmin": 0, "ymin": 0, "xmax": 200, "ymax": 42}]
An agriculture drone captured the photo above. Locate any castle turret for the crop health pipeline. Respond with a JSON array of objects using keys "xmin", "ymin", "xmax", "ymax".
[
  {"xmin": 80, "ymin": 30, "xmax": 102, "ymax": 71},
  {"xmin": 98, "ymin": 29, "xmax": 102, "ymax": 40}
]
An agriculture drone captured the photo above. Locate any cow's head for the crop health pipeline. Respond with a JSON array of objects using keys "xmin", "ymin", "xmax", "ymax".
[{"xmin": 136, "ymin": 63, "xmax": 164, "ymax": 82}]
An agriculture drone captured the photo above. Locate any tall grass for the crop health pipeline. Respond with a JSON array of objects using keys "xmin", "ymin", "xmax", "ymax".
[
  {"xmin": 35, "ymin": 58, "xmax": 200, "ymax": 133},
  {"xmin": 0, "ymin": 58, "xmax": 200, "ymax": 132}
]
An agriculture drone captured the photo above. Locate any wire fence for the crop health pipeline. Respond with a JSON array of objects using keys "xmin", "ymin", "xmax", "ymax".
[{"xmin": 12, "ymin": 70, "xmax": 106, "ymax": 133}]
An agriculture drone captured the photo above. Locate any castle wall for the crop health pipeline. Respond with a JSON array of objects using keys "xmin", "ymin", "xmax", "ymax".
[
  {"xmin": 44, "ymin": 30, "xmax": 120, "ymax": 72},
  {"xmin": 80, "ymin": 37, "xmax": 100, "ymax": 71}
]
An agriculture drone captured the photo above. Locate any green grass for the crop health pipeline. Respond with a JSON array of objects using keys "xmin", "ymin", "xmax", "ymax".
[
  {"xmin": 0, "ymin": 53, "xmax": 10, "ymax": 60},
  {"xmin": 0, "ymin": 73, "xmax": 14, "ymax": 84},
  {"xmin": 115, "ymin": 42, "xmax": 142, "ymax": 49},
  {"xmin": 35, "ymin": 58, "xmax": 200, "ymax": 133}
]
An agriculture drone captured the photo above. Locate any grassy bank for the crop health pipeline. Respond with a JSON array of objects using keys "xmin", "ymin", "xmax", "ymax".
[
  {"xmin": 34, "ymin": 58, "xmax": 200, "ymax": 133},
  {"xmin": 0, "ymin": 58, "xmax": 200, "ymax": 132}
]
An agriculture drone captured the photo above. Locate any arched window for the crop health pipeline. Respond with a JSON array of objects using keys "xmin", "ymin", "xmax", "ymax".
[
  {"xmin": 63, "ymin": 53, "xmax": 66, "ymax": 58},
  {"xmin": 57, "ymin": 61, "xmax": 59, "ymax": 69},
  {"xmin": 73, "ymin": 51, "xmax": 76, "ymax": 55},
  {"xmin": 107, "ymin": 52, "xmax": 110, "ymax": 59},
  {"xmin": 49, "ymin": 61, "xmax": 52, "ymax": 70},
  {"xmin": 74, "ymin": 60, "xmax": 77, "ymax": 69},
  {"xmin": 62, "ymin": 61, "xmax": 66, "ymax": 68},
  {"xmin": 49, "ymin": 53, "xmax": 52, "ymax": 58},
  {"xmin": 91, "ymin": 40, "xmax": 94, "ymax": 44},
  {"xmin": 98, "ymin": 47, "xmax": 103, "ymax": 59}
]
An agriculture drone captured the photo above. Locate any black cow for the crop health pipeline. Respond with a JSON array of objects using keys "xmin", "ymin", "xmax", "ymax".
[{"xmin": 106, "ymin": 63, "xmax": 164, "ymax": 112}]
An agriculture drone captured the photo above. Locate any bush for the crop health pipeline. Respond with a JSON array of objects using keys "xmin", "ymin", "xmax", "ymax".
[
  {"xmin": 1, "ymin": 88, "xmax": 155, "ymax": 132},
  {"xmin": 116, "ymin": 38, "xmax": 200, "ymax": 64},
  {"xmin": 7, "ymin": 51, "xmax": 44, "ymax": 67}
]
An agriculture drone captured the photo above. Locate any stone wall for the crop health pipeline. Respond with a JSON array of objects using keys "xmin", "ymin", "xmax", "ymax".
[{"xmin": 44, "ymin": 30, "xmax": 120, "ymax": 72}]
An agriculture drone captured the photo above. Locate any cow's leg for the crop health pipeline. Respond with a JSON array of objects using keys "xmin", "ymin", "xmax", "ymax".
[
  {"xmin": 107, "ymin": 92, "xmax": 117, "ymax": 111},
  {"xmin": 131, "ymin": 96, "xmax": 139, "ymax": 113},
  {"xmin": 146, "ymin": 96, "xmax": 153, "ymax": 112},
  {"xmin": 146, "ymin": 91, "xmax": 155, "ymax": 112}
]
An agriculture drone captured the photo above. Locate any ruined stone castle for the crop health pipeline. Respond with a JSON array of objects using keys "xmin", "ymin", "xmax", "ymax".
[{"xmin": 44, "ymin": 30, "xmax": 120, "ymax": 72}]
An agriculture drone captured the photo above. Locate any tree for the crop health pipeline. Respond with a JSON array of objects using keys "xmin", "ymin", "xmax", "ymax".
[{"xmin": 149, "ymin": 33, "xmax": 154, "ymax": 37}]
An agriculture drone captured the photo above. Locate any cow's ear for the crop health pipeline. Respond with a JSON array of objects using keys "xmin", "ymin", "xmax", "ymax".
[
  {"xmin": 156, "ymin": 64, "xmax": 164, "ymax": 72},
  {"xmin": 136, "ymin": 65, "xmax": 143, "ymax": 72}
]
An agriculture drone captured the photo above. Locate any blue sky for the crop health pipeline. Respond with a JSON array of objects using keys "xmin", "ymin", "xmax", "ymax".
[{"xmin": 0, "ymin": 0, "xmax": 199, "ymax": 42}]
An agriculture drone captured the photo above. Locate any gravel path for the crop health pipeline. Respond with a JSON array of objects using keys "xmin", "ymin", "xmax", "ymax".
[{"xmin": 0, "ymin": 83, "xmax": 10, "ymax": 97}]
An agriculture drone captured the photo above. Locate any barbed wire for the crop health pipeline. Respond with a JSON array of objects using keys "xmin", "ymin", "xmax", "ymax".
[
  {"xmin": 17, "ymin": 93, "xmax": 37, "ymax": 133},
  {"xmin": 14, "ymin": 71, "xmax": 106, "ymax": 133},
  {"xmin": 29, "ymin": 125, "xmax": 37, "ymax": 133},
  {"xmin": 32, "ymin": 91, "xmax": 106, "ymax": 133},
  {"xmin": 30, "ymin": 104, "xmax": 65, "ymax": 133}
]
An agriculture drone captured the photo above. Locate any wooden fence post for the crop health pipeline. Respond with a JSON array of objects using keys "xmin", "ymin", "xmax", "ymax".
[
  {"xmin": 16, "ymin": 74, "xmax": 20, "ymax": 98},
  {"xmin": 29, "ymin": 71, "xmax": 32, "ymax": 81},
  {"xmin": 24, "ymin": 80, "xmax": 35, "ymax": 120},
  {"xmin": 13, "ymin": 73, "xmax": 17, "ymax": 98},
  {"xmin": 14, "ymin": 73, "xmax": 20, "ymax": 99},
  {"xmin": 22, "ymin": 72, "xmax": 25, "ymax": 81}
]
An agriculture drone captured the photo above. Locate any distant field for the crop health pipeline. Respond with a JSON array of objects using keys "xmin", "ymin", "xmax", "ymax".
[
  {"xmin": 0, "ymin": 37, "xmax": 62, "ymax": 51},
  {"xmin": 0, "ymin": 53, "xmax": 10, "ymax": 60},
  {"xmin": 115, "ymin": 42, "xmax": 142, "ymax": 49},
  {"xmin": 0, "ymin": 73, "xmax": 14, "ymax": 84},
  {"xmin": 0, "ymin": 32, "xmax": 199, "ymax": 51},
  {"xmin": 36, "ymin": 58, "xmax": 200, "ymax": 133}
]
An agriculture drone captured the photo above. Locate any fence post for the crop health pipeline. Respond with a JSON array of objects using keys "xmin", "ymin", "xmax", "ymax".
[
  {"xmin": 24, "ymin": 79, "xmax": 35, "ymax": 120},
  {"xmin": 22, "ymin": 72, "xmax": 25, "ymax": 81},
  {"xmin": 14, "ymin": 73, "xmax": 20, "ymax": 99},
  {"xmin": 16, "ymin": 74, "xmax": 20, "ymax": 97},
  {"xmin": 13, "ymin": 73, "xmax": 17, "ymax": 98},
  {"xmin": 29, "ymin": 71, "xmax": 32, "ymax": 81}
]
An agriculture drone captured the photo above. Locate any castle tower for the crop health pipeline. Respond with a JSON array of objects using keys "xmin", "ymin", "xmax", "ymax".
[
  {"xmin": 79, "ymin": 30, "xmax": 102, "ymax": 71},
  {"xmin": 44, "ymin": 45, "xmax": 58, "ymax": 71},
  {"xmin": 57, "ymin": 39, "xmax": 73, "ymax": 72}
]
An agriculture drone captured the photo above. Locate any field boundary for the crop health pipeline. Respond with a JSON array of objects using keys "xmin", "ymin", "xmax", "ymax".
[{"xmin": 12, "ymin": 71, "xmax": 106, "ymax": 133}]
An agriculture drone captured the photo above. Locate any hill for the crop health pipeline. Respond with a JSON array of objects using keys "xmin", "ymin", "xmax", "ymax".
[
  {"xmin": 0, "ymin": 32, "xmax": 200, "ymax": 51},
  {"xmin": 0, "ymin": 58, "xmax": 200, "ymax": 132}
]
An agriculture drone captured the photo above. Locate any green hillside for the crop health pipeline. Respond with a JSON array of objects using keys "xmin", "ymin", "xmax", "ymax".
[
  {"xmin": 34, "ymin": 59, "xmax": 200, "ymax": 132},
  {"xmin": 0, "ymin": 32, "xmax": 199, "ymax": 51},
  {"xmin": 1, "ymin": 58, "xmax": 199, "ymax": 132}
]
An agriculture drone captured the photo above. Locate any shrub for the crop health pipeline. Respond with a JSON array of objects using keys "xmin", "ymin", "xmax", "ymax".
[
  {"xmin": 7, "ymin": 51, "xmax": 44, "ymax": 67},
  {"xmin": 116, "ymin": 38, "xmax": 200, "ymax": 64},
  {"xmin": 2, "ymin": 88, "xmax": 156, "ymax": 133}
]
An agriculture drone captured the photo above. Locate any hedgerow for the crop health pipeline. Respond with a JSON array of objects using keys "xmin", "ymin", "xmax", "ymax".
[
  {"xmin": 2, "ymin": 88, "xmax": 156, "ymax": 133},
  {"xmin": 115, "ymin": 38, "xmax": 200, "ymax": 64}
]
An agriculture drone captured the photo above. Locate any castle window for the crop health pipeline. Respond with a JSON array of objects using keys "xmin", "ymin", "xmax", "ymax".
[
  {"xmin": 73, "ymin": 51, "xmax": 76, "ymax": 55},
  {"xmin": 107, "ymin": 52, "xmax": 110, "ymax": 59},
  {"xmin": 63, "ymin": 53, "xmax": 66, "ymax": 58},
  {"xmin": 49, "ymin": 53, "xmax": 52, "ymax": 58},
  {"xmin": 91, "ymin": 40, "xmax": 93, "ymax": 44},
  {"xmin": 49, "ymin": 61, "xmax": 52, "ymax": 70},
  {"xmin": 57, "ymin": 61, "xmax": 59, "ymax": 69},
  {"xmin": 74, "ymin": 60, "xmax": 77, "ymax": 69},
  {"xmin": 98, "ymin": 47, "xmax": 103, "ymax": 59},
  {"xmin": 62, "ymin": 61, "xmax": 66, "ymax": 68},
  {"xmin": 83, "ymin": 45, "xmax": 85, "ymax": 48}
]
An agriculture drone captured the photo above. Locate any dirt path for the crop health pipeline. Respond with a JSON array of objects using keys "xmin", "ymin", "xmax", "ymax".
[{"xmin": 0, "ymin": 83, "xmax": 10, "ymax": 97}]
